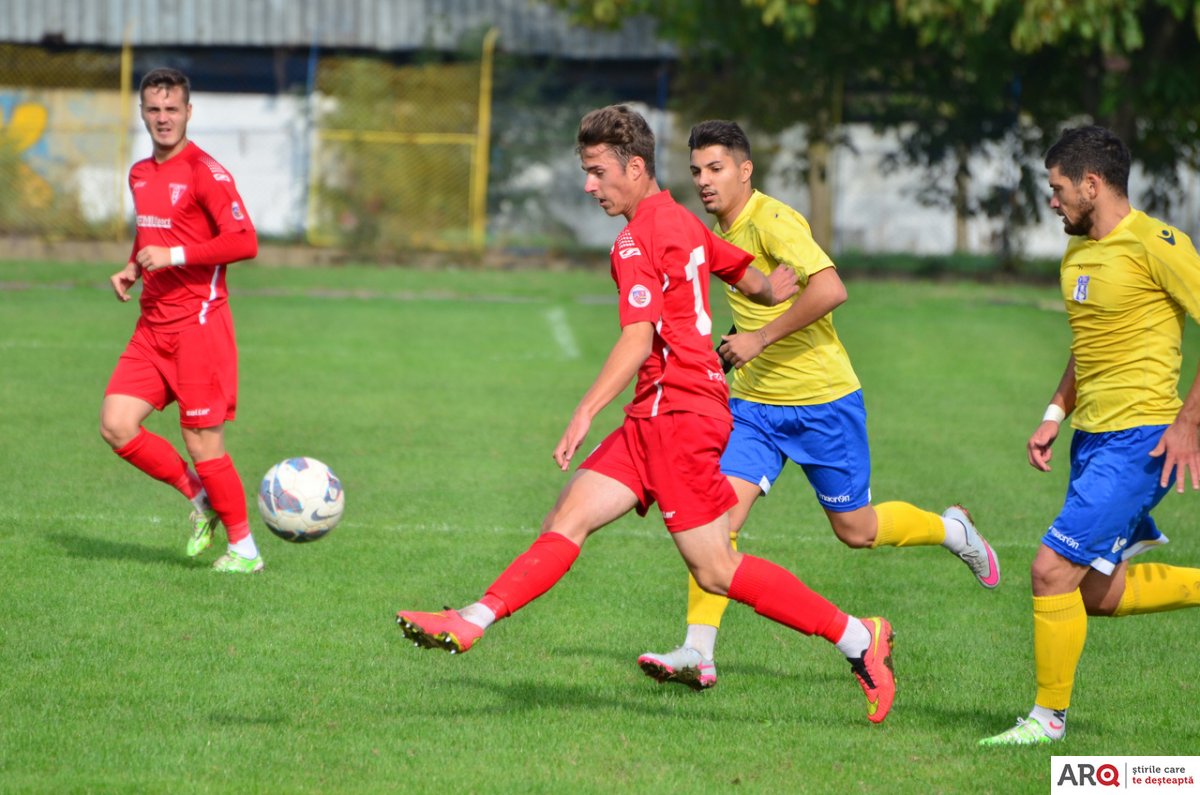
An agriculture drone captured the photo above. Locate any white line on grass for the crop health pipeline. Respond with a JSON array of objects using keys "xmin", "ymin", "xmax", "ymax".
[{"xmin": 544, "ymin": 306, "xmax": 580, "ymax": 359}]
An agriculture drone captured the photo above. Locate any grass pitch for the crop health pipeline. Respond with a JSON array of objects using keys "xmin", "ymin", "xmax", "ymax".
[{"xmin": 1, "ymin": 261, "xmax": 1197, "ymax": 794}]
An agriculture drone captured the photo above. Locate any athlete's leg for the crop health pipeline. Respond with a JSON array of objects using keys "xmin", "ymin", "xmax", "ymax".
[
  {"xmin": 671, "ymin": 516, "xmax": 895, "ymax": 722},
  {"xmin": 1083, "ymin": 560, "xmax": 1200, "ymax": 617},
  {"xmin": 827, "ymin": 505, "xmax": 879, "ymax": 548},
  {"xmin": 182, "ymin": 423, "xmax": 256, "ymax": 565},
  {"xmin": 682, "ymin": 477, "xmax": 759, "ymax": 642},
  {"xmin": 661, "ymin": 398, "xmax": 780, "ymax": 673},
  {"xmin": 102, "ymin": 394, "xmax": 205, "ymax": 501},
  {"xmin": 397, "ymin": 469, "xmax": 638, "ymax": 653}
]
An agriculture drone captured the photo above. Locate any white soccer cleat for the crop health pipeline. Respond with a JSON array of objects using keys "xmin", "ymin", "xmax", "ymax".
[
  {"xmin": 943, "ymin": 505, "xmax": 1000, "ymax": 588},
  {"xmin": 637, "ymin": 645, "xmax": 717, "ymax": 691}
]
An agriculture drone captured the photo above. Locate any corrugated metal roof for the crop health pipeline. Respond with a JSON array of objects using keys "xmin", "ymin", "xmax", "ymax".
[{"xmin": 0, "ymin": 0, "xmax": 676, "ymax": 58}]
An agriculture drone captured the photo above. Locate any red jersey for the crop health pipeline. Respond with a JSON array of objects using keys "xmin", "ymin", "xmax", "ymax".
[
  {"xmin": 611, "ymin": 190, "xmax": 754, "ymax": 420},
  {"xmin": 128, "ymin": 141, "xmax": 257, "ymax": 331}
]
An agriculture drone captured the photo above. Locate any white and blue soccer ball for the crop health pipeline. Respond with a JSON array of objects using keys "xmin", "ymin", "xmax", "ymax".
[{"xmin": 257, "ymin": 457, "xmax": 344, "ymax": 542}]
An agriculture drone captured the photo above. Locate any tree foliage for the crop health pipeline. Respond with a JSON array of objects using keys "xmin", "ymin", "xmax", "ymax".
[{"xmin": 552, "ymin": 0, "xmax": 1200, "ymax": 255}]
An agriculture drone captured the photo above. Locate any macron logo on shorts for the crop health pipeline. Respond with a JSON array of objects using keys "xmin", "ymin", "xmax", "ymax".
[{"xmin": 1049, "ymin": 526, "xmax": 1080, "ymax": 550}]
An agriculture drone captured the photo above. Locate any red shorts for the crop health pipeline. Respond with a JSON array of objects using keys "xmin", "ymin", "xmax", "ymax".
[
  {"xmin": 105, "ymin": 308, "xmax": 238, "ymax": 428},
  {"xmin": 581, "ymin": 412, "xmax": 737, "ymax": 532}
]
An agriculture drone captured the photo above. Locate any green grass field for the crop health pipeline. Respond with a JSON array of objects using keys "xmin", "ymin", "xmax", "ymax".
[{"xmin": 1, "ymin": 260, "xmax": 1197, "ymax": 794}]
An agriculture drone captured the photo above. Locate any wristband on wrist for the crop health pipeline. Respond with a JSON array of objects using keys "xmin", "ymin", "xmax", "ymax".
[
  {"xmin": 169, "ymin": 246, "xmax": 186, "ymax": 267},
  {"xmin": 1042, "ymin": 404, "xmax": 1066, "ymax": 424}
]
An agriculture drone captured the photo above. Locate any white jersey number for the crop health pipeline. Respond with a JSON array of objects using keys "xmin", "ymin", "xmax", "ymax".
[{"xmin": 683, "ymin": 246, "xmax": 712, "ymax": 336}]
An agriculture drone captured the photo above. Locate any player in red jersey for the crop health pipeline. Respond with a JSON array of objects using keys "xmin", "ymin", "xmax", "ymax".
[
  {"xmin": 100, "ymin": 67, "xmax": 263, "ymax": 573},
  {"xmin": 397, "ymin": 105, "xmax": 897, "ymax": 723}
]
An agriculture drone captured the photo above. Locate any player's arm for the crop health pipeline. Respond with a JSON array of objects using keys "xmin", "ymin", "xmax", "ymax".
[
  {"xmin": 137, "ymin": 167, "xmax": 258, "ymax": 272},
  {"xmin": 553, "ymin": 321, "xmax": 653, "ymax": 471},
  {"xmin": 1150, "ymin": 361, "xmax": 1200, "ymax": 492},
  {"xmin": 1028, "ymin": 356, "xmax": 1077, "ymax": 472},
  {"xmin": 731, "ymin": 265, "xmax": 797, "ymax": 308},
  {"xmin": 719, "ymin": 266, "xmax": 845, "ymax": 370},
  {"xmin": 1145, "ymin": 234, "xmax": 1200, "ymax": 490}
]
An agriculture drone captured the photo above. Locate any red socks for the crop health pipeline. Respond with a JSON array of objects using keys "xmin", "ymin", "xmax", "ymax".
[
  {"xmin": 114, "ymin": 429, "xmax": 200, "ymax": 498},
  {"xmin": 194, "ymin": 454, "xmax": 250, "ymax": 543},
  {"xmin": 480, "ymin": 532, "xmax": 581, "ymax": 619},
  {"xmin": 727, "ymin": 555, "xmax": 849, "ymax": 642}
]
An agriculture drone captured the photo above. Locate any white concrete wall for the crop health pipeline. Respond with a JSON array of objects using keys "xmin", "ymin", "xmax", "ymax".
[{"xmin": 58, "ymin": 92, "xmax": 1200, "ymax": 255}]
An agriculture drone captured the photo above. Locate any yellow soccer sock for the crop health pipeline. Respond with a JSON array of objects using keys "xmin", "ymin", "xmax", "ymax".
[
  {"xmin": 686, "ymin": 535, "xmax": 736, "ymax": 628},
  {"xmin": 1033, "ymin": 590, "xmax": 1088, "ymax": 711},
  {"xmin": 1113, "ymin": 563, "xmax": 1200, "ymax": 616},
  {"xmin": 871, "ymin": 501, "xmax": 946, "ymax": 548}
]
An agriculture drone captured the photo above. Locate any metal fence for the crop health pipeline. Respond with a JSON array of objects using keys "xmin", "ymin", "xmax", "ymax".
[
  {"xmin": 0, "ymin": 37, "xmax": 496, "ymax": 255},
  {"xmin": 0, "ymin": 44, "xmax": 130, "ymax": 241}
]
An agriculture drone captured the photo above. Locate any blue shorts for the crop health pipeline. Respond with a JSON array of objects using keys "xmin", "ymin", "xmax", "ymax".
[
  {"xmin": 721, "ymin": 391, "xmax": 871, "ymax": 512},
  {"xmin": 1043, "ymin": 426, "xmax": 1172, "ymax": 574}
]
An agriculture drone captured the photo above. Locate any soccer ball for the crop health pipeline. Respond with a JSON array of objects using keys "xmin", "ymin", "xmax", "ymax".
[{"xmin": 257, "ymin": 457, "xmax": 344, "ymax": 542}]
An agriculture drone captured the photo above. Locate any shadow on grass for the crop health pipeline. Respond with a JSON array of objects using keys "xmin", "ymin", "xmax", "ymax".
[{"xmin": 48, "ymin": 531, "xmax": 189, "ymax": 568}]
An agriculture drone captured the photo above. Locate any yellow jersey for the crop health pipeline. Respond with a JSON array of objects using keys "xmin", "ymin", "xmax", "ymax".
[
  {"xmin": 1061, "ymin": 209, "xmax": 1200, "ymax": 432},
  {"xmin": 717, "ymin": 190, "xmax": 860, "ymax": 405}
]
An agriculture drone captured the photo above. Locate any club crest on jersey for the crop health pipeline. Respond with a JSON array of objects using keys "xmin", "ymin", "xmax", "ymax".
[
  {"xmin": 627, "ymin": 284, "xmax": 651, "ymax": 308},
  {"xmin": 231, "ymin": 201, "xmax": 245, "ymax": 221},
  {"xmin": 1072, "ymin": 274, "xmax": 1090, "ymax": 303},
  {"xmin": 169, "ymin": 183, "xmax": 188, "ymax": 205}
]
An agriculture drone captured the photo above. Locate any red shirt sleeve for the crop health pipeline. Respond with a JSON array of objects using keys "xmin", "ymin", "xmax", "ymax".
[
  {"xmin": 183, "ymin": 159, "xmax": 257, "ymax": 267},
  {"xmin": 611, "ymin": 226, "xmax": 662, "ymax": 328},
  {"xmin": 707, "ymin": 231, "xmax": 754, "ymax": 285}
]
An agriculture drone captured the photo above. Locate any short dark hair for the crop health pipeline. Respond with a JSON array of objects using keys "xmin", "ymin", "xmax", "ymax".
[
  {"xmin": 1045, "ymin": 125, "xmax": 1130, "ymax": 197},
  {"xmin": 139, "ymin": 67, "xmax": 190, "ymax": 104},
  {"xmin": 576, "ymin": 104, "xmax": 656, "ymax": 177},
  {"xmin": 688, "ymin": 120, "xmax": 751, "ymax": 161}
]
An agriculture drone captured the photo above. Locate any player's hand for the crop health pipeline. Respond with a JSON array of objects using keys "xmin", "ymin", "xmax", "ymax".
[
  {"xmin": 718, "ymin": 330, "xmax": 767, "ymax": 370},
  {"xmin": 110, "ymin": 261, "xmax": 141, "ymax": 302},
  {"xmin": 1027, "ymin": 420, "xmax": 1060, "ymax": 471},
  {"xmin": 1149, "ymin": 419, "xmax": 1200, "ymax": 492},
  {"xmin": 135, "ymin": 245, "xmax": 173, "ymax": 272},
  {"xmin": 768, "ymin": 265, "xmax": 799, "ymax": 304},
  {"xmin": 553, "ymin": 412, "xmax": 592, "ymax": 471}
]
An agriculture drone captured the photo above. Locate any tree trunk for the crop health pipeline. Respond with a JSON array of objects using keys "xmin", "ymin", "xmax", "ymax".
[
  {"xmin": 954, "ymin": 143, "xmax": 970, "ymax": 252},
  {"xmin": 807, "ymin": 137, "xmax": 834, "ymax": 252}
]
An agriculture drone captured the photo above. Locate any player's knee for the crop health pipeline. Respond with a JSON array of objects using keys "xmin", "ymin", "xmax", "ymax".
[
  {"xmin": 691, "ymin": 567, "xmax": 731, "ymax": 597},
  {"xmin": 1030, "ymin": 558, "xmax": 1074, "ymax": 596},
  {"xmin": 835, "ymin": 531, "xmax": 873, "ymax": 549},
  {"xmin": 98, "ymin": 415, "xmax": 135, "ymax": 449},
  {"xmin": 540, "ymin": 510, "xmax": 590, "ymax": 546},
  {"xmin": 830, "ymin": 519, "xmax": 874, "ymax": 548}
]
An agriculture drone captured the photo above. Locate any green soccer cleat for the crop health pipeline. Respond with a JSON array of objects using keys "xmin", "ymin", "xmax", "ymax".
[
  {"xmin": 212, "ymin": 551, "xmax": 264, "ymax": 574},
  {"xmin": 187, "ymin": 507, "xmax": 219, "ymax": 558},
  {"xmin": 979, "ymin": 717, "xmax": 1056, "ymax": 747}
]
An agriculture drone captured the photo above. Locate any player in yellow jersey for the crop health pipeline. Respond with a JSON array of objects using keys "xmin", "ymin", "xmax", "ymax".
[
  {"xmin": 980, "ymin": 126, "xmax": 1200, "ymax": 746},
  {"xmin": 638, "ymin": 120, "xmax": 1000, "ymax": 690}
]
